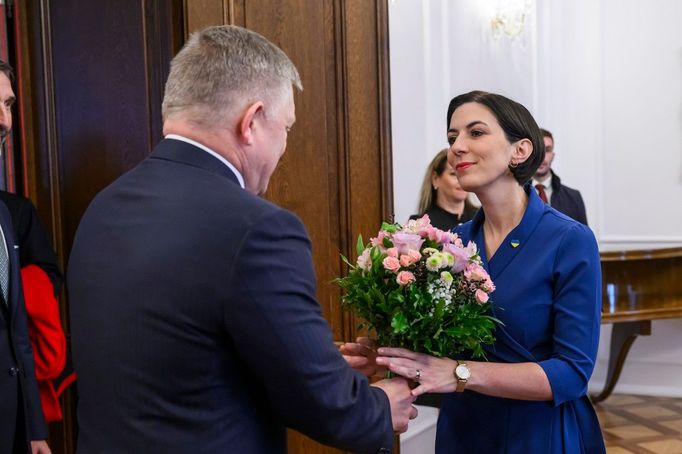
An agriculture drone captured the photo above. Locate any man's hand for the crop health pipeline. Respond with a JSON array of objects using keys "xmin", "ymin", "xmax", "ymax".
[
  {"xmin": 339, "ymin": 337, "xmax": 386, "ymax": 378},
  {"xmin": 31, "ymin": 440, "xmax": 52, "ymax": 454},
  {"xmin": 372, "ymin": 377, "xmax": 418, "ymax": 433}
]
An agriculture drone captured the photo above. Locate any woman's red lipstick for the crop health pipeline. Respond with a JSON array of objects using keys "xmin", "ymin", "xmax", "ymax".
[{"xmin": 455, "ymin": 162, "xmax": 474, "ymax": 171}]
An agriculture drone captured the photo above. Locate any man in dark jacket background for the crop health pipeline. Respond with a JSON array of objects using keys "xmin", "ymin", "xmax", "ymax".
[
  {"xmin": 0, "ymin": 59, "xmax": 51, "ymax": 454},
  {"xmin": 532, "ymin": 128, "xmax": 588, "ymax": 225}
]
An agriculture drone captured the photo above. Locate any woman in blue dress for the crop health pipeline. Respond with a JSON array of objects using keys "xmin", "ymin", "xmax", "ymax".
[{"xmin": 342, "ymin": 91, "xmax": 605, "ymax": 453}]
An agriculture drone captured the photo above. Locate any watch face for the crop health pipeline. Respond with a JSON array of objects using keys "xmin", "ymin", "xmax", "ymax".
[{"xmin": 456, "ymin": 364, "xmax": 471, "ymax": 380}]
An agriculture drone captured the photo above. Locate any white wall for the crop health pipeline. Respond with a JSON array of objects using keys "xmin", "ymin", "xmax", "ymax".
[{"xmin": 389, "ymin": 0, "xmax": 682, "ymax": 400}]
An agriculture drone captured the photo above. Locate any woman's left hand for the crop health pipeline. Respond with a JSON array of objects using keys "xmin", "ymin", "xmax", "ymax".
[{"xmin": 376, "ymin": 347, "xmax": 459, "ymax": 396}]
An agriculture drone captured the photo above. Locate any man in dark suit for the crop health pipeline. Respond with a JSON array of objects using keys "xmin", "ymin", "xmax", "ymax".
[
  {"xmin": 0, "ymin": 60, "xmax": 51, "ymax": 453},
  {"xmin": 68, "ymin": 25, "xmax": 416, "ymax": 453},
  {"xmin": 0, "ymin": 190, "xmax": 69, "ymax": 424},
  {"xmin": 532, "ymin": 128, "xmax": 588, "ymax": 225},
  {"xmin": 0, "ymin": 191, "xmax": 62, "ymax": 296}
]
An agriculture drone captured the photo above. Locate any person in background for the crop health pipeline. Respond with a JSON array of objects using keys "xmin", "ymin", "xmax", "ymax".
[
  {"xmin": 68, "ymin": 25, "xmax": 416, "ymax": 453},
  {"xmin": 410, "ymin": 148, "xmax": 477, "ymax": 231},
  {"xmin": 0, "ymin": 59, "xmax": 51, "ymax": 454},
  {"xmin": 0, "ymin": 190, "xmax": 69, "ymax": 423},
  {"xmin": 343, "ymin": 91, "xmax": 605, "ymax": 453},
  {"xmin": 531, "ymin": 128, "xmax": 588, "ymax": 225}
]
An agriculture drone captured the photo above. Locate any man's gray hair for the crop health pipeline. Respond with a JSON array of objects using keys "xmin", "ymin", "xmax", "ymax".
[{"xmin": 162, "ymin": 25, "xmax": 302, "ymax": 126}]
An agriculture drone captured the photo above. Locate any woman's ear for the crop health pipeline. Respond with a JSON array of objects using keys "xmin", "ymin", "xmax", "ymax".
[{"xmin": 512, "ymin": 138, "xmax": 533, "ymax": 165}]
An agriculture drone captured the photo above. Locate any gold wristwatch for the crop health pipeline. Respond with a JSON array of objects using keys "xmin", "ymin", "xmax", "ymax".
[{"xmin": 454, "ymin": 360, "xmax": 470, "ymax": 392}]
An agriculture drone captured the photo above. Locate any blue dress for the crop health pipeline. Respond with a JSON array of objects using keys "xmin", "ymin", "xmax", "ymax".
[{"xmin": 437, "ymin": 186, "xmax": 606, "ymax": 453}]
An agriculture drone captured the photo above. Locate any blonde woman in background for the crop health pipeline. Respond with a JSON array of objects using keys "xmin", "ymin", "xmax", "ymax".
[{"xmin": 410, "ymin": 149, "xmax": 478, "ymax": 231}]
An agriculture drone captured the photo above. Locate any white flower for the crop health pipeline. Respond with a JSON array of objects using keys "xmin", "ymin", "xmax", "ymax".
[
  {"xmin": 426, "ymin": 252, "xmax": 446, "ymax": 272},
  {"xmin": 440, "ymin": 271, "xmax": 453, "ymax": 287}
]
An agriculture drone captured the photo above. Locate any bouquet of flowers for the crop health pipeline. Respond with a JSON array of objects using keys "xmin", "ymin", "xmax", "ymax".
[{"xmin": 335, "ymin": 215, "xmax": 499, "ymax": 359}]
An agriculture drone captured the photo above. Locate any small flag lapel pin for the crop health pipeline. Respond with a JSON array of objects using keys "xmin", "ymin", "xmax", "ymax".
[{"xmin": 510, "ymin": 239, "xmax": 520, "ymax": 248}]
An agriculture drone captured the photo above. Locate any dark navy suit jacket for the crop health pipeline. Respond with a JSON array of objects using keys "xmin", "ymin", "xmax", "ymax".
[
  {"xmin": 68, "ymin": 138, "xmax": 393, "ymax": 453},
  {"xmin": 0, "ymin": 201, "xmax": 48, "ymax": 451},
  {"xmin": 0, "ymin": 191, "xmax": 62, "ymax": 296},
  {"xmin": 549, "ymin": 171, "xmax": 588, "ymax": 225},
  {"xmin": 436, "ymin": 187, "xmax": 604, "ymax": 453}
]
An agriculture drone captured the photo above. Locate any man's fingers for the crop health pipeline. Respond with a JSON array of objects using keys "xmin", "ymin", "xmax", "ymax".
[
  {"xmin": 411, "ymin": 385, "xmax": 427, "ymax": 397},
  {"xmin": 377, "ymin": 346, "xmax": 420, "ymax": 360},
  {"xmin": 342, "ymin": 355, "xmax": 369, "ymax": 367}
]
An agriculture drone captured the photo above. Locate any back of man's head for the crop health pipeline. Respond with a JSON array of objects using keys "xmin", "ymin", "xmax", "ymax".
[{"xmin": 161, "ymin": 25, "xmax": 302, "ymax": 128}]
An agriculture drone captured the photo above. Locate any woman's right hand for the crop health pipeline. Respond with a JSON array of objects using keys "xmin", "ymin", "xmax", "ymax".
[{"xmin": 339, "ymin": 337, "xmax": 387, "ymax": 378}]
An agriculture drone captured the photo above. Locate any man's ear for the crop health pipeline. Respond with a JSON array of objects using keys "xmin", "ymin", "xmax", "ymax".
[
  {"xmin": 237, "ymin": 101, "xmax": 265, "ymax": 146},
  {"xmin": 512, "ymin": 138, "xmax": 533, "ymax": 165}
]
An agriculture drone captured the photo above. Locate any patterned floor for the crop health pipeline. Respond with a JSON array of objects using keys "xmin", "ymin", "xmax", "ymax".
[{"xmin": 596, "ymin": 394, "xmax": 682, "ymax": 454}]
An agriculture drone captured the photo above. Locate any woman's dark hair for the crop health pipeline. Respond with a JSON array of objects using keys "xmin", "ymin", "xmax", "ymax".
[{"xmin": 446, "ymin": 90, "xmax": 544, "ymax": 185}]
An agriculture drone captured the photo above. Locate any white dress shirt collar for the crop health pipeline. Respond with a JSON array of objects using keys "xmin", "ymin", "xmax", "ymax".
[
  {"xmin": 165, "ymin": 134, "xmax": 245, "ymax": 189},
  {"xmin": 532, "ymin": 173, "xmax": 554, "ymax": 203}
]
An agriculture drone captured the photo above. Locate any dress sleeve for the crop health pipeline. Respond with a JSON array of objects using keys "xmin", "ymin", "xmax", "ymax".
[
  {"xmin": 537, "ymin": 223, "xmax": 601, "ymax": 406},
  {"xmin": 223, "ymin": 207, "xmax": 394, "ymax": 454}
]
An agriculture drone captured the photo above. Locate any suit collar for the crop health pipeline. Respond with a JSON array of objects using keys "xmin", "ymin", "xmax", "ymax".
[
  {"xmin": 150, "ymin": 138, "xmax": 242, "ymax": 187},
  {"xmin": 550, "ymin": 170, "xmax": 563, "ymax": 192}
]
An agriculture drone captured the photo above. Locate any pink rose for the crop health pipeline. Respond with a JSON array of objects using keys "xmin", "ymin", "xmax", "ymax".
[
  {"xmin": 483, "ymin": 278, "xmax": 496, "ymax": 292},
  {"xmin": 408, "ymin": 249, "xmax": 422, "ymax": 262},
  {"xmin": 399, "ymin": 253, "xmax": 420, "ymax": 267},
  {"xmin": 399, "ymin": 255, "xmax": 411, "ymax": 267},
  {"xmin": 382, "ymin": 256, "xmax": 401, "ymax": 273},
  {"xmin": 396, "ymin": 271, "xmax": 416, "ymax": 286},
  {"xmin": 386, "ymin": 247, "xmax": 399, "ymax": 258},
  {"xmin": 443, "ymin": 243, "xmax": 469, "ymax": 273},
  {"xmin": 475, "ymin": 289, "xmax": 489, "ymax": 304},
  {"xmin": 356, "ymin": 249, "xmax": 372, "ymax": 271},
  {"xmin": 392, "ymin": 232, "xmax": 424, "ymax": 255}
]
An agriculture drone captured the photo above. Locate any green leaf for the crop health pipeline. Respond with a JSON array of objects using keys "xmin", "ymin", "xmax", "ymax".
[
  {"xmin": 340, "ymin": 254, "xmax": 354, "ymax": 269},
  {"xmin": 381, "ymin": 222, "xmax": 398, "ymax": 233},
  {"xmin": 391, "ymin": 312, "xmax": 409, "ymax": 334},
  {"xmin": 356, "ymin": 235, "xmax": 365, "ymax": 256}
]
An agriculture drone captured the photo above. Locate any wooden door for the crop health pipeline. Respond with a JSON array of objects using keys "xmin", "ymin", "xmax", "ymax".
[{"xmin": 15, "ymin": 1, "xmax": 183, "ymax": 452}]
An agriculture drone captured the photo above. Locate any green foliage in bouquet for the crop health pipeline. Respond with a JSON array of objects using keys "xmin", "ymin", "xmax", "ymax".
[{"xmin": 334, "ymin": 217, "xmax": 500, "ymax": 359}]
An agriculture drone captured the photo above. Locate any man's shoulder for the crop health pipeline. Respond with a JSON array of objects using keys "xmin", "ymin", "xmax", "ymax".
[
  {"xmin": 551, "ymin": 172, "xmax": 584, "ymax": 199},
  {"xmin": 238, "ymin": 195, "xmax": 307, "ymax": 238},
  {"xmin": 557, "ymin": 182, "xmax": 582, "ymax": 197},
  {"xmin": 0, "ymin": 190, "xmax": 33, "ymax": 213}
]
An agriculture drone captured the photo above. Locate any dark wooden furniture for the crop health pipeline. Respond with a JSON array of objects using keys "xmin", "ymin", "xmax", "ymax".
[{"xmin": 592, "ymin": 247, "xmax": 682, "ymax": 403}]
